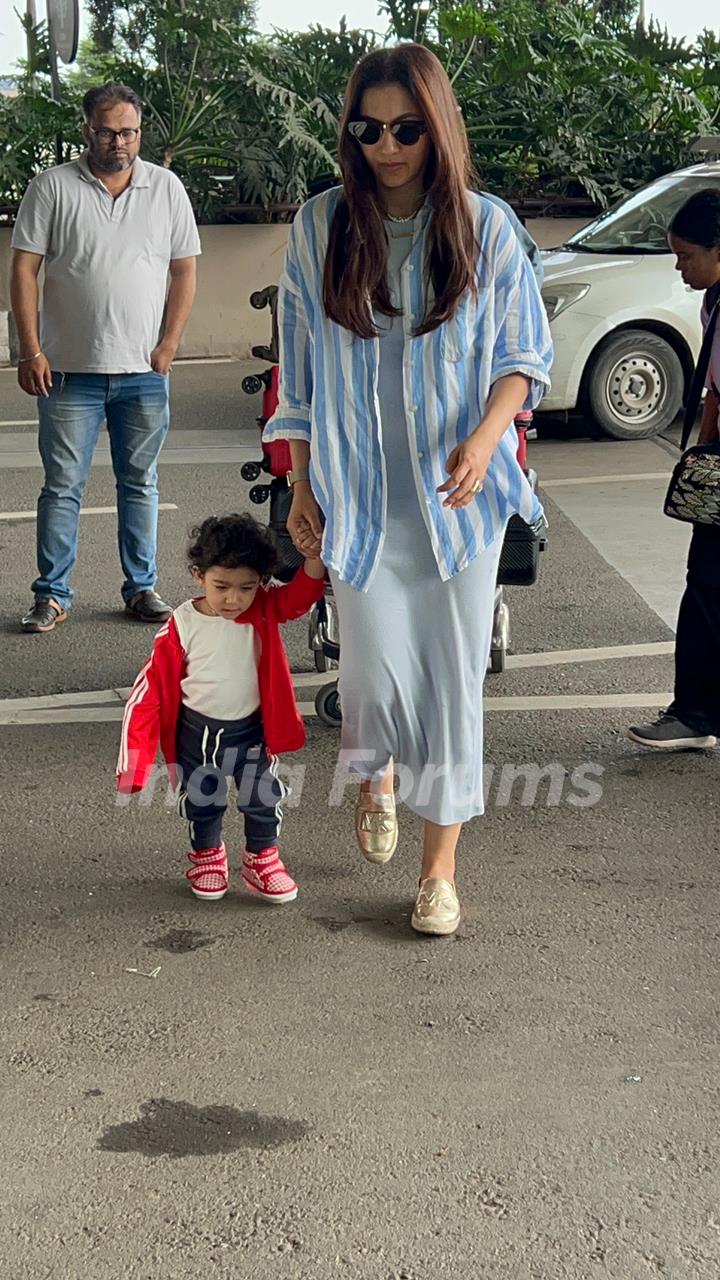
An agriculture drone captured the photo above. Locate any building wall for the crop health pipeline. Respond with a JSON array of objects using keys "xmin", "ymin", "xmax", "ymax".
[{"xmin": 0, "ymin": 218, "xmax": 588, "ymax": 364}]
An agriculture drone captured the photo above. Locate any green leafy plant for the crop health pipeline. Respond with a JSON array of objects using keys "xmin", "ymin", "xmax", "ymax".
[{"xmin": 1, "ymin": 0, "xmax": 719, "ymax": 219}]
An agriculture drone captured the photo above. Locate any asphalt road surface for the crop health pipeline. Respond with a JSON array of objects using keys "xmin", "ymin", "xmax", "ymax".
[{"xmin": 1, "ymin": 362, "xmax": 718, "ymax": 1280}]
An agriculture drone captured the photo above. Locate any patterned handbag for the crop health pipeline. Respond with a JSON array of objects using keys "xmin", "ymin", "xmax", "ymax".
[{"xmin": 664, "ymin": 293, "xmax": 720, "ymax": 527}]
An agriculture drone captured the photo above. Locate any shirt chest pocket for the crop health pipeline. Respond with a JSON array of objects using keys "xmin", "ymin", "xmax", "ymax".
[{"xmin": 439, "ymin": 290, "xmax": 486, "ymax": 362}]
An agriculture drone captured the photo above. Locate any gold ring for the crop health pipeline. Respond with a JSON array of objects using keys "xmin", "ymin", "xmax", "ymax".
[{"xmin": 471, "ymin": 479, "xmax": 482, "ymax": 494}]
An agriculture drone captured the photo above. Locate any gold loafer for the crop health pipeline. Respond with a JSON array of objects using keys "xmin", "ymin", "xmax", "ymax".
[
  {"xmin": 411, "ymin": 878, "xmax": 460, "ymax": 936},
  {"xmin": 354, "ymin": 791, "xmax": 398, "ymax": 864}
]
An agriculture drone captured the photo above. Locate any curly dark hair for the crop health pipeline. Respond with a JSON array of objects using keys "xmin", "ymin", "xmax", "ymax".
[{"xmin": 187, "ymin": 514, "xmax": 279, "ymax": 577}]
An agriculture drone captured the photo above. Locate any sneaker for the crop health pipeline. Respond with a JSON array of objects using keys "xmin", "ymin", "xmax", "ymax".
[
  {"xmin": 242, "ymin": 847, "xmax": 298, "ymax": 904},
  {"xmin": 21, "ymin": 596, "xmax": 67, "ymax": 633},
  {"xmin": 125, "ymin": 590, "xmax": 172, "ymax": 623},
  {"xmin": 411, "ymin": 878, "xmax": 461, "ymax": 936},
  {"xmin": 186, "ymin": 844, "xmax": 228, "ymax": 900},
  {"xmin": 627, "ymin": 711, "xmax": 717, "ymax": 751}
]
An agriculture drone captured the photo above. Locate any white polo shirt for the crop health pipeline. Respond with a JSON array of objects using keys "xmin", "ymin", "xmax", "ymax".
[{"xmin": 11, "ymin": 153, "xmax": 202, "ymax": 374}]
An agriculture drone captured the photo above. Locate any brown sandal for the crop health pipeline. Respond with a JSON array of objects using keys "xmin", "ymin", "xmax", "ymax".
[{"xmin": 21, "ymin": 597, "xmax": 68, "ymax": 633}]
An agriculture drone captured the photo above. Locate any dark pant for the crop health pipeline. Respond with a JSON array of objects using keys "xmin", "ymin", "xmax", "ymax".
[
  {"xmin": 668, "ymin": 523, "xmax": 720, "ymax": 735},
  {"xmin": 175, "ymin": 706, "xmax": 285, "ymax": 853}
]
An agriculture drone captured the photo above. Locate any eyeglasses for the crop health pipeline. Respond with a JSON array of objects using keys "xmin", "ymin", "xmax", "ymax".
[
  {"xmin": 87, "ymin": 127, "xmax": 141, "ymax": 144},
  {"xmin": 347, "ymin": 118, "xmax": 427, "ymax": 147}
]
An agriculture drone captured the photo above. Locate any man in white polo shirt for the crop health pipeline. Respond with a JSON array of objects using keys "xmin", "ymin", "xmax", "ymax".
[{"xmin": 10, "ymin": 81, "xmax": 202, "ymax": 632}]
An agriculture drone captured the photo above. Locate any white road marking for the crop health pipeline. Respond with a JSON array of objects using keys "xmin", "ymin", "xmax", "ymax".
[
  {"xmin": 0, "ymin": 419, "xmax": 38, "ymax": 427},
  {"xmin": 483, "ymin": 693, "xmax": 670, "ymax": 712},
  {"xmin": 174, "ymin": 357, "xmax": 237, "ymax": 366},
  {"xmin": 2, "ymin": 707, "xmax": 125, "ymax": 725},
  {"xmin": 0, "ymin": 358, "xmax": 238, "ymax": 372},
  {"xmin": 0, "ymin": 691, "xmax": 671, "ymax": 726},
  {"xmin": 0, "ymin": 502, "xmax": 178, "ymax": 521},
  {"xmin": 506, "ymin": 640, "xmax": 674, "ymax": 667},
  {"xmin": 0, "ymin": 642, "xmax": 677, "ymax": 726},
  {"xmin": 542, "ymin": 472, "xmax": 670, "ymax": 487},
  {"xmin": 0, "ymin": 688, "xmax": 126, "ymax": 712}
]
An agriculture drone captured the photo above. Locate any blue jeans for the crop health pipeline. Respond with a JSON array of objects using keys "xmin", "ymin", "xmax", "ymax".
[{"xmin": 34, "ymin": 372, "xmax": 170, "ymax": 608}]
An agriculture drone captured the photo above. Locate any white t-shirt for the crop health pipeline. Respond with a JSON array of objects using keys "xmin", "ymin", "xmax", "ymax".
[{"xmin": 174, "ymin": 599, "xmax": 261, "ymax": 721}]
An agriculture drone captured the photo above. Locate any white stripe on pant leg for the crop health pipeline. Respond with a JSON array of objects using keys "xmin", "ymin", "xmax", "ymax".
[
  {"xmin": 268, "ymin": 752, "xmax": 285, "ymax": 836},
  {"xmin": 175, "ymin": 789, "xmax": 193, "ymax": 846}
]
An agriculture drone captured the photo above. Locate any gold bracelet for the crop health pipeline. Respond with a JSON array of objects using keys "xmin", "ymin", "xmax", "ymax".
[{"xmin": 18, "ymin": 351, "xmax": 42, "ymax": 364}]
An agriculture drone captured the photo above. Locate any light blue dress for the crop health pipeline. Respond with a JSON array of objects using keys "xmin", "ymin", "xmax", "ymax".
[{"xmin": 330, "ymin": 224, "xmax": 504, "ymax": 825}]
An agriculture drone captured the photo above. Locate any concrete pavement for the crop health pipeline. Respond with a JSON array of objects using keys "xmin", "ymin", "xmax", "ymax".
[{"xmin": 1, "ymin": 364, "xmax": 719, "ymax": 1279}]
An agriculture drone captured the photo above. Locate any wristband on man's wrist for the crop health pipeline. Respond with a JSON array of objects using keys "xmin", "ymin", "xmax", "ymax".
[{"xmin": 18, "ymin": 351, "xmax": 43, "ymax": 364}]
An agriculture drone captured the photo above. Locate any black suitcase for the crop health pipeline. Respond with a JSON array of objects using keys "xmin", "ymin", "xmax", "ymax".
[
  {"xmin": 268, "ymin": 478, "xmax": 304, "ymax": 580},
  {"xmin": 497, "ymin": 468, "xmax": 547, "ymax": 587},
  {"xmin": 270, "ymin": 468, "xmax": 546, "ymax": 587}
]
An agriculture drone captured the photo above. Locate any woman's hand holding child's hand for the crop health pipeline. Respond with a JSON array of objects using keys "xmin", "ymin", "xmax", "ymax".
[{"xmin": 288, "ymin": 481, "xmax": 324, "ymax": 564}]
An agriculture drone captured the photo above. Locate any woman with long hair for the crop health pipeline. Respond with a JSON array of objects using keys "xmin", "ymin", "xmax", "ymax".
[{"xmin": 263, "ymin": 43, "xmax": 553, "ymax": 935}]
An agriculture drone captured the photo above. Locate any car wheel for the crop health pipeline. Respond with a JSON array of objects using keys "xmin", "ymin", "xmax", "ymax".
[{"xmin": 583, "ymin": 331, "xmax": 683, "ymax": 440}]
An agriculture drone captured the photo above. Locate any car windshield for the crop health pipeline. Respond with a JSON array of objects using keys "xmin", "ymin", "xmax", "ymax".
[{"xmin": 566, "ymin": 172, "xmax": 720, "ymax": 254}]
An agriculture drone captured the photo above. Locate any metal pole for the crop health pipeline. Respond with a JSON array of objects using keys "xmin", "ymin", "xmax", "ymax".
[
  {"xmin": 47, "ymin": 9, "xmax": 64, "ymax": 165},
  {"xmin": 26, "ymin": 0, "xmax": 37, "ymax": 77}
]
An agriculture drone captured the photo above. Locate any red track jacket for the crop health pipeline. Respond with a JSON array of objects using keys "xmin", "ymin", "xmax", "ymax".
[{"xmin": 117, "ymin": 567, "xmax": 325, "ymax": 794}]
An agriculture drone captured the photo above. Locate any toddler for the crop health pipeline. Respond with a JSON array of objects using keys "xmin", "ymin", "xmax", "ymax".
[{"xmin": 117, "ymin": 513, "xmax": 325, "ymax": 901}]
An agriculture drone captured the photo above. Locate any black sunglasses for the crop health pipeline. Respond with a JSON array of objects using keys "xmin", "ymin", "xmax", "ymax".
[{"xmin": 347, "ymin": 118, "xmax": 428, "ymax": 147}]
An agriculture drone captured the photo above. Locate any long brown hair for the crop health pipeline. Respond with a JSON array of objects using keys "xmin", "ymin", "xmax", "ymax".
[{"xmin": 322, "ymin": 44, "xmax": 477, "ymax": 339}]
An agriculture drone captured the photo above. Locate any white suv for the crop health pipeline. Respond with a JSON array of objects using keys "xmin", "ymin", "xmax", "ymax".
[{"xmin": 539, "ymin": 161, "xmax": 720, "ymax": 439}]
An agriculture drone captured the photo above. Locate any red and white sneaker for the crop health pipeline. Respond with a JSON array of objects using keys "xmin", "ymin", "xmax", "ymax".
[
  {"xmin": 186, "ymin": 844, "xmax": 228, "ymax": 901},
  {"xmin": 242, "ymin": 847, "xmax": 298, "ymax": 904}
]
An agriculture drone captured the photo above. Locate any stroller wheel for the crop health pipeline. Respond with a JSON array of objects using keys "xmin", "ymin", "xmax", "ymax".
[
  {"xmin": 315, "ymin": 683, "xmax": 342, "ymax": 727},
  {"xmin": 241, "ymin": 461, "xmax": 261, "ymax": 482},
  {"xmin": 249, "ymin": 484, "xmax": 271, "ymax": 504},
  {"xmin": 250, "ymin": 286, "xmax": 276, "ymax": 310},
  {"xmin": 242, "ymin": 374, "xmax": 263, "ymax": 396}
]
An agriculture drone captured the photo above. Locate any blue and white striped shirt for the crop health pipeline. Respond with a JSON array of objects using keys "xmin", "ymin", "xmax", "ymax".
[{"xmin": 263, "ymin": 188, "xmax": 553, "ymax": 591}]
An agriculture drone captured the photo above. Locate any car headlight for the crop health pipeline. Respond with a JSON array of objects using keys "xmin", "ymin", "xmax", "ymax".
[{"xmin": 541, "ymin": 283, "xmax": 590, "ymax": 323}]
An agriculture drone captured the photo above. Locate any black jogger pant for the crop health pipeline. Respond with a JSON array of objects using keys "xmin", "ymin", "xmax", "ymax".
[
  {"xmin": 175, "ymin": 706, "xmax": 285, "ymax": 853},
  {"xmin": 669, "ymin": 523, "xmax": 720, "ymax": 736}
]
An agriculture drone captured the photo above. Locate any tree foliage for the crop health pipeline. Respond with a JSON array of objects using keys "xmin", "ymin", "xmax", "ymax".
[{"xmin": 1, "ymin": 0, "xmax": 719, "ymax": 219}]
